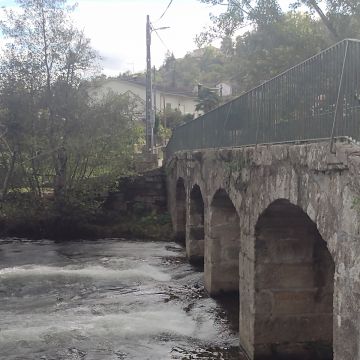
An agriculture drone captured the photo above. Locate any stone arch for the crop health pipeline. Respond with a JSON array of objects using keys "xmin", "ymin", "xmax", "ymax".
[
  {"xmin": 205, "ymin": 188, "xmax": 240, "ymax": 295},
  {"xmin": 187, "ymin": 184, "xmax": 205, "ymax": 263},
  {"xmin": 253, "ymin": 198, "xmax": 334, "ymax": 359},
  {"xmin": 175, "ymin": 178, "xmax": 186, "ymax": 244}
]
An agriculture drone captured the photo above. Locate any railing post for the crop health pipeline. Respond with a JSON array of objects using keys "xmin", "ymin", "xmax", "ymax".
[{"xmin": 330, "ymin": 40, "xmax": 349, "ymax": 153}]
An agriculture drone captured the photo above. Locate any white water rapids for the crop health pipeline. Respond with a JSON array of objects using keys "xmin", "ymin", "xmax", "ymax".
[{"xmin": 0, "ymin": 239, "xmax": 241, "ymax": 360}]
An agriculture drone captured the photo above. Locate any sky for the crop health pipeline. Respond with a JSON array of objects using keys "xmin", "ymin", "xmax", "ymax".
[{"xmin": 0, "ymin": 0, "xmax": 224, "ymax": 76}]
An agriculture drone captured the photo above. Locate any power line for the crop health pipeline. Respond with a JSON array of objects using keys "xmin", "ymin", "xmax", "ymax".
[
  {"xmin": 151, "ymin": 24, "xmax": 172, "ymax": 55},
  {"xmin": 157, "ymin": 0, "xmax": 174, "ymax": 22}
]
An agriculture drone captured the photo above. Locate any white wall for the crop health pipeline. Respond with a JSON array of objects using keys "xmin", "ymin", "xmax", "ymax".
[
  {"xmin": 216, "ymin": 82, "xmax": 232, "ymax": 97},
  {"xmin": 90, "ymin": 79, "xmax": 198, "ymax": 115}
]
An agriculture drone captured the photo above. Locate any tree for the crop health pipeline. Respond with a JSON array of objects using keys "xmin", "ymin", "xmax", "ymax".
[
  {"xmin": 156, "ymin": 108, "xmax": 194, "ymax": 130},
  {"xmin": 197, "ymin": 0, "xmax": 360, "ymax": 44},
  {"xmin": 0, "ymin": 0, "xmax": 142, "ymax": 204},
  {"xmin": 155, "ymin": 9, "xmax": 339, "ymax": 99},
  {"xmin": 156, "ymin": 47, "xmax": 227, "ymax": 92},
  {"xmin": 232, "ymin": 12, "xmax": 330, "ymax": 91},
  {"xmin": 195, "ymin": 86, "xmax": 221, "ymax": 113},
  {"xmin": 196, "ymin": 0, "xmax": 282, "ymax": 45},
  {"xmin": 63, "ymin": 90, "xmax": 143, "ymax": 194},
  {"xmin": 220, "ymin": 36, "xmax": 235, "ymax": 57},
  {"xmin": 0, "ymin": 0, "xmax": 98, "ymax": 199},
  {"xmin": 292, "ymin": 0, "xmax": 360, "ymax": 40}
]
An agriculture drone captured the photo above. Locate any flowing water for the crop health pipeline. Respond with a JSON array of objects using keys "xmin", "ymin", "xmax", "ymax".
[{"xmin": 0, "ymin": 238, "xmax": 244, "ymax": 360}]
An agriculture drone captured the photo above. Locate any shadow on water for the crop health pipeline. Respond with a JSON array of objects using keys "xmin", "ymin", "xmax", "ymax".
[
  {"xmin": 190, "ymin": 260, "xmax": 204, "ymax": 273},
  {"xmin": 173, "ymin": 275, "xmax": 245, "ymax": 359},
  {"xmin": 214, "ymin": 291, "xmax": 240, "ymax": 333}
]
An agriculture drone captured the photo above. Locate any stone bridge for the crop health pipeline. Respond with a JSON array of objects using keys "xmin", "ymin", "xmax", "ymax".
[{"xmin": 165, "ymin": 139, "xmax": 360, "ymax": 360}]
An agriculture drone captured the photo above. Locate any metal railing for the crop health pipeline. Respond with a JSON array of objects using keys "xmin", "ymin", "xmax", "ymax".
[{"xmin": 166, "ymin": 39, "xmax": 360, "ymax": 157}]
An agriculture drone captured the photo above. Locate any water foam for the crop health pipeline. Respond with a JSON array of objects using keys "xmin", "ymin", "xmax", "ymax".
[
  {"xmin": 0, "ymin": 263, "xmax": 171, "ymax": 282},
  {"xmin": 0, "ymin": 297, "xmax": 231, "ymax": 348}
]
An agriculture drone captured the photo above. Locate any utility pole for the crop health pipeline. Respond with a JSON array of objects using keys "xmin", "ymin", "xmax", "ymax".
[
  {"xmin": 153, "ymin": 65, "xmax": 157, "ymax": 135},
  {"xmin": 145, "ymin": 17, "xmax": 169, "ymax": 152},
  {"xmin": 145, "ymin": 15, "xmax": 154, "ymax": 153}
]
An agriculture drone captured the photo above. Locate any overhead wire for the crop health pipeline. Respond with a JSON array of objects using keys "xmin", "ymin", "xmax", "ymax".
[
  {"xmin": 156, "ymin": 0, "xmax": 174, "ymax": 22},
  {"xmin": 151, "ymin": 24, "xmax": 173, "ymax": 55},
  {"xmin": 151, "ymin": 0, "xmax": 176, "ymax": 70}
]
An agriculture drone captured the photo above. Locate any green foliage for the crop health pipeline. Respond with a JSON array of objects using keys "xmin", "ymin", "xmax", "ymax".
[
  {"xmin": 233, "ymin": 12, "xmax": 331, "ymax": 91},
  {"xmin": 157, "ymin": 108, "xmax": 194, "ymax": 130},
  {"xmin": 155, "ymin": 8, "xmax": 351, "ymax": 98},
  {"xmin": 197, "ymin": 0, "xmax": 360, "ymax": 43},
  {"xmin": 196, "ymin": 0, "xmax": 282, "ymax": 45},
  {"xmin": 292, "ymin": 0, "xmax": 360, "ymax": 40},
  {"xmin": 0, "ymin": 0, "xmax": 143, "ymax": 205},
  {"xmin": 224, "ymin": 158, "xmax": 243, "ymax": 174},
  {"xmin": 0, "ymin": 186, "xmax": 173, "ymax": 240},
  {"xmin": 0, "ymin": 0, "xmax": 148, "ymax": 241},
  {"xmin": 156, "ymin": 47, "xmax": 226, "ymax": 92},
  {"xmin": 124, "ymin": 211, "xmax": 173, "ymax": 240},
  {"xmin": 195, "ymin": 86, "xmax": 221, "ymax": 113},
  {"xmin": 184, "ymin": 0, "xmax": 360, "ymax": 96},
  {"xmin": 352, "ymin": 197, "xmax": 360, "ymax": 210}
]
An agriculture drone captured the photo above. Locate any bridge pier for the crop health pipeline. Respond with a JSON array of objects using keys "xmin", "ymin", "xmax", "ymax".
[
  {"xmin": 205, "ymin": 189, "xmax": 240, "ymax": 295},
  {"xmin": 174, "ymin": 178, "xmax": 186, "ymax": 244},
  {"xmin": 186, "ymin": 184, "xmax": 205, "ymax": 264}
]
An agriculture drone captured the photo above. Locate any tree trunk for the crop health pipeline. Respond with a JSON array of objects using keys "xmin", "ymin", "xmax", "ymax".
[
  {"xmin": 0, "ymin": 147, "xmax": 17, "ymax": 201},
  {"xmin": 54, "ymin": 146, "xmax": 67, "ymax": 199},
  {"xmin": 306, "ymin": 0, "xmax": 340, "ymax": 42}
]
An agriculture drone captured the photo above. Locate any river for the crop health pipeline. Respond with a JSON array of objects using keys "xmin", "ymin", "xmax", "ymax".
[{"xmin": 0, "ymin": 238, "xmax": 244, "ymax": 360}]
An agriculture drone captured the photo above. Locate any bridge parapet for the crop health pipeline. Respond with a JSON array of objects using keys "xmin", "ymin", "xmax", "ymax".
[
  {"xmin": 166, "ymin": 139, "xmax": 360, "ymax": 360},
  {"xmin": 166, "ymin": 39, "xmax": 360, "ymax": 158}
]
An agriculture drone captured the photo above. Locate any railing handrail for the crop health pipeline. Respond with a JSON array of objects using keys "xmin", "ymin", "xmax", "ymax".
[
  {"xmin": 172, "ymin": 38, "xmax": 357, "ymax": 131},
  {"xmin": 166, "ymin": 38, "xmax": 360, "ymax": 158}
]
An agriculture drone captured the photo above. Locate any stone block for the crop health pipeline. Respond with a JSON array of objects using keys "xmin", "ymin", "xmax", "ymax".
[
  {"xmin": 254, "ymin": 313, "xmax": 333, "ymax": 344},
  {"xmin": 256, "ymin": 238, "xmax": 314, "ymax": 264},
  {"xmin": 255, "ymin": 290, "xmax": 273, "ymax": 314},
  {"xmin": 256, "ymin": 263, "xmax": 317, "ymax": 289},
  {"xmin": 205, "ymin": 262, "xmax": 239, "ymax": 294},
  {"xmin": 189, "ymin": 226, "xmax": 204, "ymax": 241},
  {"xmin": 239, "ymin": 252, "xmax": 254, "ymax": 281},
  {"xmin": 254, "ymin": 341, "xmax": 333, "ymax": 359},
  {"xmin": 333, "ymin": 315, "xmax": 360, "ymax": 360},
  {"xmin": 186, "ymin": 238, "xmax": 204, "ymax": 262},
  {"xmin": 269, "ymin": 288, "xmax": 333, "ymax": 315}
]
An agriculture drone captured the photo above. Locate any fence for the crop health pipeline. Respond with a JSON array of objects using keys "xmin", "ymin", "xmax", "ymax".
[{"xmin": 166, "ymin": 39, "xmax": 360, "ymax": 157}]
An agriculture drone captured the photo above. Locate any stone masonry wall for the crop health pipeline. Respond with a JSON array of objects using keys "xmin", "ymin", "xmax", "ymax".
[
  {"xmin": 165, "ymin": 139, "xmax": 360, "ymax": 360},
  {"xmin": 104, "ymin": 168, "xmax": 167, "ymax": 214}
]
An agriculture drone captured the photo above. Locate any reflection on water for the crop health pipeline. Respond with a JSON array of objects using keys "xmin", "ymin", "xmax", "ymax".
[{"xmin": 0, "ymin": 239, "xmax": 245, "ymax": 359}]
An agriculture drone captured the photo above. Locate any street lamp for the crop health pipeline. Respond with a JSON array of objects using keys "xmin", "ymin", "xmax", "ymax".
[{"xmin": 145, "ymin": 15, "xmax": 169, "ymax": 153}]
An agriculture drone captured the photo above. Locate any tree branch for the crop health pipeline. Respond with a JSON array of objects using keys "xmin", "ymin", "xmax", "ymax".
[{"xmin": 305, "ymin": 0, "xmax": 340, "ymax": 41}]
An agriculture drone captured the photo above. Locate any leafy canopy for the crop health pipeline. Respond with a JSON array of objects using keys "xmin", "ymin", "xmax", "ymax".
[
  {"xmin": 197, "ymin": 0, "xmax": 360, "ymax": 44},
  {"xmin": 0, "ymin": 0, "xmax": 143, "ymax": 203}
]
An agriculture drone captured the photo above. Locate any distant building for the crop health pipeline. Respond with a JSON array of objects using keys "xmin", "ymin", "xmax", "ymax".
[
  {"xmin": 193, "ymin": 81, "xmax": 234, "ymax": 98},
  {"xmin": 216, "ymin": 82, "xmax": 233, "ymax": 97},
  {"xmin": 89, "ymin": 78, "xmax": 198, "ymax": 115}
]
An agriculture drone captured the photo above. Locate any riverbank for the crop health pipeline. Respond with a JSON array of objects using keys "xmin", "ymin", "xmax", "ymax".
[{"xmin": 0, "ymin": 195, "xmax": 173, "ymax": 241}]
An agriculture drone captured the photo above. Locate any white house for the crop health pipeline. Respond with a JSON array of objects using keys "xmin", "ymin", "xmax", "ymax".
[
  {"xmin": 89, "ymin": 78, "xmax": 198, "ymax": 115},
  {"xmin": 216, "ymin": 82, "xmax": 233, "ymax": 97},
  {"xmin": 193, "ymin": 81, "xmax": 233, "ymax": 98}
]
